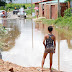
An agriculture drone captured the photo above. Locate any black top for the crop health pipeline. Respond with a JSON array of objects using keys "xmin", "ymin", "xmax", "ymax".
[{"xmin": 46, "ymin": 34, "xmax": 54, "ymax": 48}]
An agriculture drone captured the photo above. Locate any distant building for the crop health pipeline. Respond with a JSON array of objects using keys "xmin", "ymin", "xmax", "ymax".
[{"xmin": 39, "ymin": 1, "xmax": 68, "ymax": 19}]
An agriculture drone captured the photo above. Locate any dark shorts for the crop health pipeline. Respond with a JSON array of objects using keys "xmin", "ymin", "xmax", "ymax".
[{"xmin": 44, "ymin": 47, "xmax": 55, "ymax": 53}]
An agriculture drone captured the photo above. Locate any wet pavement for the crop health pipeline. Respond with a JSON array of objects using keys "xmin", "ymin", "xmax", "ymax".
[{"xmin": 0, "ymin": 18, "xmax": 72, "ymax": 72}]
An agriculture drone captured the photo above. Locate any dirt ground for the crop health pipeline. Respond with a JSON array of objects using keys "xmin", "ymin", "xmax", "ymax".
[{"xmin": 0, "ymin": 59, "xmax": 62, "ymax": 72}]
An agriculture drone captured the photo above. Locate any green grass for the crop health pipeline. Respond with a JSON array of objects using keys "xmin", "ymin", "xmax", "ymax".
[
  {"xmin": 36, "ymin": 16, "xmax": 72, "ymax": 31},
  {"xmin": 54, "ymin": 17, "xmax": 72, "ymax": 31},
  {"xmin": 35, "ymin": 16, "xmax": 72, "ymax": 36}
]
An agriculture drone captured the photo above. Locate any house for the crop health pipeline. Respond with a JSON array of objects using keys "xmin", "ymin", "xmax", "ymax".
[
  {"xmin": 39, "ymin": 1, "xmax": 68, "ymax": 19},
  {"xmin": 33, "ymin": 0, "xmax": 52, "ymax": 8}
]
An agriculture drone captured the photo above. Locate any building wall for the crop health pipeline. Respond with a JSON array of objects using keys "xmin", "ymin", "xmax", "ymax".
[
  {"xmin": 39, "ymin": 4, "xmax": 42, "ymax": 17},
  {"xmin": 54, "ymin": 4, "xmax": 58, "ymax": 19},
  {"xmin": 44, "ymin": 4, "xmax": 47, "ymax": 18},
  {"xmin": 46, "ymin": 4, "xmax": 50, "ymax": 19},
  {"xmin": 39, "ymin": 3, "xmax": 67, "ymax": 19},
  {"xmin": 44, "ymin": 3, "xmax": 58, "ymax": 19},
  {"xmin": 60, "ymin": 3, "xmax": 67, "ymax": 17}
]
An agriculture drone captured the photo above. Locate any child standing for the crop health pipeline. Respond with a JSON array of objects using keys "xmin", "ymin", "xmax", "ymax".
[{"xmin": 42, "ymin": 26, "xmax": 56, "ymax": 72}]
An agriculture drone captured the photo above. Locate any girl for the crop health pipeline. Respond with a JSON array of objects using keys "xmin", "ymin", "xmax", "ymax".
[{"xmin": 42, "ymin": 26, "xmax": 56, "ymax": 72}]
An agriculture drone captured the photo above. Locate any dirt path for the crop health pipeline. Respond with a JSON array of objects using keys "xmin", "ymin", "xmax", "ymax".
[{"xmin": 0, "ymin": 59, "xmax": 62, "ymax": 72}]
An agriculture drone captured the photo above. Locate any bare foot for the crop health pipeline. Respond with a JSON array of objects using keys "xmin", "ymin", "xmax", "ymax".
[{"xmin": 50, "ymin": 69, "xmax": 53, "ymax": 72}]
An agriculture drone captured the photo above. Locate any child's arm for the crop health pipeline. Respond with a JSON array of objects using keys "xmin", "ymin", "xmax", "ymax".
[
  {"xmin": 54, "ymin": 36, "xmax": 56, "ymax": 52},
  {"xmin": 43, "ymin": 35, "xmax": 46, "ymax": 48}
]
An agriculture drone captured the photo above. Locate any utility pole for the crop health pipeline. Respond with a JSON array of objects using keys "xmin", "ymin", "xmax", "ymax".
[
  {"xmin": 58, "ymin": 0, "xmax": 60, "ymax": 17},
  {"xmin": 31, "ymin": 0, "xmax": 32, "ymax": 15},
  {"xmin": 26, "ymin": 0, "xmax": 27, "ymax": 3},
  {"xmin": 41, "ymin": 0, "xmax": 43, "ymax": 16}
]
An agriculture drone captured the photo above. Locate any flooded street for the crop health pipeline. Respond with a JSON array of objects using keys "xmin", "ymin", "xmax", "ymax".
[{"xmin": 0, "ymin": 18, "xmax": 72, "ymax": 72}]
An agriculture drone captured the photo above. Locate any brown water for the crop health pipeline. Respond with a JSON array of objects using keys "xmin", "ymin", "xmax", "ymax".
[{"xmin": 0, "ymin": 19, "xmax": 72, "ymax": 72}]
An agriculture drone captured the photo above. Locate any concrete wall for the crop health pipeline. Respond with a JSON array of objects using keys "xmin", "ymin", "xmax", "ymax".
[
  {"xmin": 46, "ymin": 4, "xmax": 50, "ymax": 19},
  {"xmin": 44, "ymin": 3, "xmax": 58, "ymax": 19}
]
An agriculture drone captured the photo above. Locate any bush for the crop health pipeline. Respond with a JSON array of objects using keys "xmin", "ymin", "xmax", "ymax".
[
  {"xmin": 26, "ymin": 9, "xmax": 35, "ymax": 15},
  {"xmin": 54, "ymin": 17, "xmax": 63, "ymax": 24},
  {"xmin": 0, "ymin": 6, "xmax": 5, "ymax": 10},
  {"xmin": 5, "ymin": 3, "xmax": 35, "ymax": 11},
  {"xmin": 64, "ymin": 8, "xmax": 72, "ymax": 18}
]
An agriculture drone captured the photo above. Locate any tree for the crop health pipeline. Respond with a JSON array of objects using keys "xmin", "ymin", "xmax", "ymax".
[
  {"xmin": 65, "ymin": 0, "xmax": 71, "ymax": 8},
  {"xmin": 0, "ymin": 0, "xmax": 6, "ymax": 6}
]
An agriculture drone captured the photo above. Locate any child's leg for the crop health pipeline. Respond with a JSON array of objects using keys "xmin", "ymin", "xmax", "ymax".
[
  {"xmin": 41, "ymin": 53, "xmax": 48, "ymax": 70},
  {"xmin": 50, "ymin": 53, "xmax": 53, "ymax": 71}
]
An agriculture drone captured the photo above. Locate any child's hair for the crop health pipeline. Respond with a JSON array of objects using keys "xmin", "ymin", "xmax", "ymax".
[{"xmin": 48, "ymin": 26, "xmax": 53, "ymax": 32}]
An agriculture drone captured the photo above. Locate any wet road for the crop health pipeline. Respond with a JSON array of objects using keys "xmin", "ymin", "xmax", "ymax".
[{"xmin": 0, "ymin": 18, "xmax": 72, "ymax": 72}]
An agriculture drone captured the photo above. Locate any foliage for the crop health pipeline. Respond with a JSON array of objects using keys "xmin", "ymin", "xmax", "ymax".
[
  {"xmin": 65, "ymin": 0, "xmax": 71, "ymax": 2},
  {"xmin": 64, "ymin": 8, "xmax": 72, "ymax": 18},
  {"xmin": 0, "ymin": 6, "xmax": 5, "ymax": 10},
  {"xmin": 54, "ymin": 17, "xmax": 72, "ymax": 30},
  {"xmin": 26, "ymin": 9, "xmax": 35, "ymax": 15},
  {"xmin": 5, "ymin": 3, "xmax": 35, "ymax": 11},
  {"xmin": 0, "ymin": 0, "xmax": 6, "ymax": 6}
]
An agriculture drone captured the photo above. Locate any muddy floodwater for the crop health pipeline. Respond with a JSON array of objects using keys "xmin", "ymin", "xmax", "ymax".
[{"xmin": 0, "ymin": 19, "xmax": 72, "ymax": 72}]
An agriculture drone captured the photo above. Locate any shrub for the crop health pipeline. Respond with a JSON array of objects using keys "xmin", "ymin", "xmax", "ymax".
[
  {"xmin": 26, "ymin": 9, "xmax": 35, "ymax": 15},
  {"xmin": 5, "ymin": 3, "xmax": 35, "ymax": 11},
  {"xmin": 64, "ymin": 8, "xmax": 72, "ymax": 18},
  {"xmin": 0, "ymin": 6, "xmax": 5, "ymax": 10}
]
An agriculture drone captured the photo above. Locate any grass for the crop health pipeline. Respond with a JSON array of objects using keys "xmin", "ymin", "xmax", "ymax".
[
  {"xmin": 35, "ymin": 16, "xmax": 72, "ymax": 31},
  {"xmin": 36, "ymin": 18, "xmax": 55, "ymax": 25},
  {"xmin": 35, "ymin": 16, "xmax": 72, "ymax": 36}
]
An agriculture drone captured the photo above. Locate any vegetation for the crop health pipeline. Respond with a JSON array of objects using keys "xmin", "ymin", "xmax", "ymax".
[
  {"xmin": 65, "ymin": 0, "xmax": 71, "ymax": 2},
  {"xmin": 64, "ymin": 8, "xmax": 72, "ymax": 18},
  {"xmin": 26, "ymin": 9, "xmax": 35, "ymax": 15},
  {"xmin": 0, "ymin": 24, "xmax": 20, "ymax": 51},
  {"xmin": 0, "ymin": 6, "xmax": 5, "ymax": 10},
  {"xmin": 5, "ymin": 3, "xmax": 35, "ymax": 11}
]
